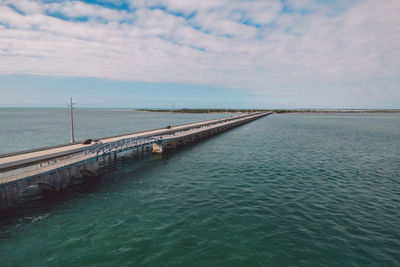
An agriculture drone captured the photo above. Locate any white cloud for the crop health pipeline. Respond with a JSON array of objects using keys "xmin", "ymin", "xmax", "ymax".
[
  {"xmin": 0, "ymin": 0, "xmax": 399, "ymax": 107},
  {"xmin": 5, "ymin": 0, "xmax": 44, "ymax": 15}
]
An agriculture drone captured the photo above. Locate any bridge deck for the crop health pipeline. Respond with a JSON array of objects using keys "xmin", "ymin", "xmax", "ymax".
[{"xmin": 0, "ymin": 113, "xmax": 266, "ymax": 171}]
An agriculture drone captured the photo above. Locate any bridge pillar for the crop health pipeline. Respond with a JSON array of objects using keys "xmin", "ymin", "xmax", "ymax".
[{"xmin": 152, "ymin": 142, "xmax": 164, "ymax": 154}]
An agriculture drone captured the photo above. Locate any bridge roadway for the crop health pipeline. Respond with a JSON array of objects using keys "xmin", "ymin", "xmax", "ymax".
[
  {"xmin": 0, "ymin": 112, "xmax": 270, "ymax": 208},
  {"xmin": 0, "ymin": 112, "xmax": 268, "ymax": 173}
]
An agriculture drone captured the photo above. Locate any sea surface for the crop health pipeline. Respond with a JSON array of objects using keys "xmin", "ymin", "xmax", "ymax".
[{"xmin": 0, "ymin": 110, "xmax": 399, "ymax": 266}]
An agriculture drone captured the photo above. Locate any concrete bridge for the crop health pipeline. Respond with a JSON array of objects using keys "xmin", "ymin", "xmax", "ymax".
[{"xmin": 0, "ymin": 112, "xmax": 270, "ymax": 210}]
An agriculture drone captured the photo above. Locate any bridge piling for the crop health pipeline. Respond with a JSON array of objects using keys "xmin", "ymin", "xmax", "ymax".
[{"xmin": 152, "ymin": 142, "xmax": 165, "ymax": 154}]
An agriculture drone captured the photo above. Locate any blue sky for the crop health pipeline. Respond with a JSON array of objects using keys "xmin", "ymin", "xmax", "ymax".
[
  {"xmin": 1, "ymin": 75, "xmax": 269, "ymax": 108},
  {"xmin": 0, "ymin": 0, "xmax": 399, "ymax": 108}
]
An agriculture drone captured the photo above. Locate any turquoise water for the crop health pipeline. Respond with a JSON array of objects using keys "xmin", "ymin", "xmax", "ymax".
[{"xmin": 1, "ymin": 112, "xmax": 400, "ymax": 266}]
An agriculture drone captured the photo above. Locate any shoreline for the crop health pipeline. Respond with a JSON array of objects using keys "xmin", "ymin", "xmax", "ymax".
[{"xmin": 136, "ymin": 109, "xmax": 400, "ymax": 114}]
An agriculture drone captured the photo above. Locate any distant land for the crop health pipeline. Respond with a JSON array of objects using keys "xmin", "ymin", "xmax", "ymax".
[{"xmin": 137, "ymin": 108, "xmax": 400, "ymax": 114}]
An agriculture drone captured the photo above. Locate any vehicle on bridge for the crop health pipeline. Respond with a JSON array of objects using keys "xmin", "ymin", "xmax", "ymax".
[{"xmin": 81, "ymin": 139, "xmax": 92, "ymax": 145}]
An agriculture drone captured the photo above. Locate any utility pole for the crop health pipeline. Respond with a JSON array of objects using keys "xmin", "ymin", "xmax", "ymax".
[
  {"xmin": 68, "ymin": 97, "xmax": 75, "ymax": 143},
  {"xmin": 171, "ymin": 105, "xmax": 174, "ymax": 127},
  {"xmin": 208, "ymin": 106, "xmax": 210, "ymax": 120}
]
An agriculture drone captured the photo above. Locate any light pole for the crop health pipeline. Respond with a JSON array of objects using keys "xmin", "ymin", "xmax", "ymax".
[
  {"xmin": 171, "ymin": 105, "xmax": 174, "ymax": 127},
  {"xmin": 68, "ymin": 97, "xmax": 75, "ymax": 142}
]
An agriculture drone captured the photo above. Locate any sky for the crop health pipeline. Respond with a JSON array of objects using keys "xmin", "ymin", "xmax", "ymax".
[{"xmin": 0, "ymin": 0, "xmax": 399, "ymax": 108}]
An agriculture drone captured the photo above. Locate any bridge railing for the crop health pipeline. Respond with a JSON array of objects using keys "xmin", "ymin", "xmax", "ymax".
[
  {"xmin": 0, "ymin": 153, "xmax": 95, "ymax": 183},
  {"xmin": 83, "ymin": 136, "xmax": 162, "ymax": 158}
]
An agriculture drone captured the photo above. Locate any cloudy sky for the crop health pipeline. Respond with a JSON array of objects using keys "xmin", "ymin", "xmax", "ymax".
[{"xmin": 0, "ymin": 0, "xmax": 399, "ymax": 108}]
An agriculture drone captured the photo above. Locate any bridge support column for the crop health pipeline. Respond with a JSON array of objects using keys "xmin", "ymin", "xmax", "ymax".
[
  {"xmin": 0, "ymin": 160, "xmax": 99, "ymax": 210},
  {"xmin": 152, "ymin": 142, "xmax": 164, "ymax": 154}
]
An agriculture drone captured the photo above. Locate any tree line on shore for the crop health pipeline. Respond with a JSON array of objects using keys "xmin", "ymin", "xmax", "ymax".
[{"xmin": 136, "ymin": 108, "xmax": 400, "ymax": 114}]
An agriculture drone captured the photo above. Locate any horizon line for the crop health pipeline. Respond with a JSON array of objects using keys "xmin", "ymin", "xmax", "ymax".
[{"xmin": 0, "ymin": 106, "xmax": 400, "ymax": 111}]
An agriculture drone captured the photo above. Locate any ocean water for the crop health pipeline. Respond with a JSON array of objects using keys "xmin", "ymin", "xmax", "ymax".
[{"xmin": 1, "ymin": 111, "xmax": 400, "ymax": 266}]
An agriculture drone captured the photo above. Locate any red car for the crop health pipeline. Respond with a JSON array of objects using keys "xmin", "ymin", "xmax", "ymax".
[{"xmin": 81, "ymin": 139, "xmax": 92, "ymax": 145}]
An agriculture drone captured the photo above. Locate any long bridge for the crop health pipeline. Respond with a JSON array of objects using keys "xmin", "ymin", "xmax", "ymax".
[{"xmin": 0, "ymin": 112, "xmax": 270, "ymax": 210}]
